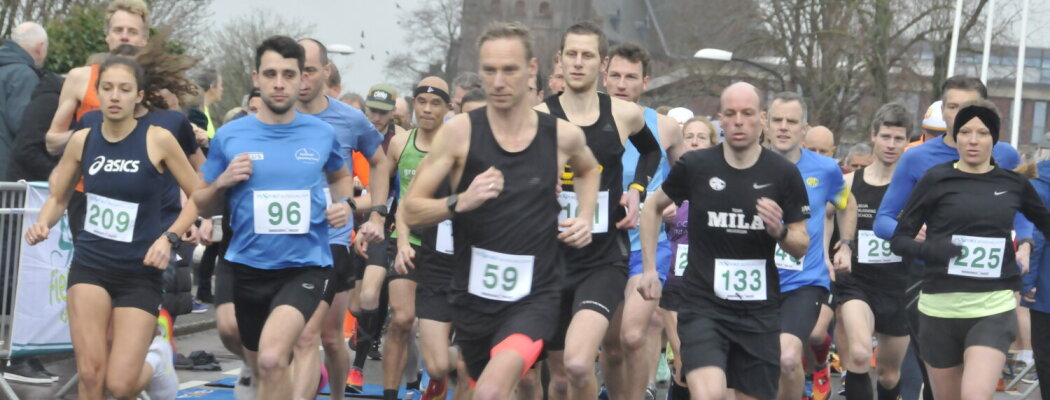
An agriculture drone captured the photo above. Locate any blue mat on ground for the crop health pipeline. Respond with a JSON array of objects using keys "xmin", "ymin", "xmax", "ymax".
[
  {"xmin": 176, "ymin": 387, "xmax": 235, "ymax": 399},
  {"xmin": 204, "ymin": 376, "xmax": 425, "ymax": 398}
]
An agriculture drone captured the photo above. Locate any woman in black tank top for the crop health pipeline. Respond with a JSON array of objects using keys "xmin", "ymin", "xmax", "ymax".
[{"xmin": 25, "ymin": 57, "xmax": 203, "ymax": 400}]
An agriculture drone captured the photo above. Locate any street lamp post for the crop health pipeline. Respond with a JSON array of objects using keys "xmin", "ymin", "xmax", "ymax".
[
  {"xmin": 694, "ymin": 48, "xmax": 787, "ymax": 92},
  {"xmin": 329, "ymin": 43, "xmax": 355, "ymax": 55}
]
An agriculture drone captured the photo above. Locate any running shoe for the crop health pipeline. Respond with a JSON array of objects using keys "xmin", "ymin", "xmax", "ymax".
[
  {"xmin": 347, "ymin": 367, "xmax": 364, "ymax": 393},
  {"xmin": 234, "ymin": 365, "xmax": 256, "ymax": 400},
  {"xmin": 369, "ymin": 340, "xmax": 383, "ymax": 360},
  {"xmin": 657, "ymin": 352, "xmax": 671, "ymax": 384},
  {"xmin": 811, "ymin": 364, "xmax": 831, "ymax": 400},
  {"xmin": 421, "ymin": 377, "xmax": 447, "ymax": 400},
  {"xmin": 28, "ymin": 358, "xmax": 58, "ymax": 382},
  {"xmin": 645, "ymin": 383, "xmax": 657, "ymax": 400},
  {"xmin": 3, "ymin": 358, "xmax": 52, "ymax": 385},
  {"xmin": 191, "ymin": 300, "xmax": 209, "ymax": 314}
]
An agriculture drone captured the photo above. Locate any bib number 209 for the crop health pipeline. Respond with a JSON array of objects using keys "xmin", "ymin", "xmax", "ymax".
[
  {"xmin": 85, "ymin": 193, "xmax": 138, "ymax": 243},
  {"xmin": 254, "ymin": 190, "xmax": 311, "ymax": 234},
  {"xmin": 469, "ymin": 247, "xmax": 534, "ymax": 301}
]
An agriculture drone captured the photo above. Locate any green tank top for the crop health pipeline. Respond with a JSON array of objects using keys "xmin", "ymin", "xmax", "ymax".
[{"xmin": 392, "ymin": 129, "xmax": 426, "ymax": 245}]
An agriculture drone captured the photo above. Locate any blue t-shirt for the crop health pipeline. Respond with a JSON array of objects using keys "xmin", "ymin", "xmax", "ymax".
[
  {"xmin": 201, "ymin": 113, "xmax": 344, "ymax": 269},
  {"xmin": 622, "ymin": 107, "xmax": 670, "ymax": 251},
  {"xmin": 778, "ymin": 148, "xmax": 847, "ymax": 292},
  {"xmin": 312, "ymin": 96, "xmax": 383, "ymax": 246},
  {"xmin": 874, "ymin": 136, "xmax": 1024, "ymax": 240}
]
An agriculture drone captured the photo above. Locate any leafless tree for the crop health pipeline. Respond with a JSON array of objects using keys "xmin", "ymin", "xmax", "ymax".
[
  {"xmin": 0, "ymin": 0, "xmax": 211, "ymax": 42},
  {"xmin": 384, "ymin": 0, "xmax": 463, "ymax": 89}
]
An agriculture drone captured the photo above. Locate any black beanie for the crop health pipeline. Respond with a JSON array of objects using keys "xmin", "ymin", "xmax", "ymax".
[{"xmin": 952, "ymin": 104, "xmax": 1000, "ymax": 144}]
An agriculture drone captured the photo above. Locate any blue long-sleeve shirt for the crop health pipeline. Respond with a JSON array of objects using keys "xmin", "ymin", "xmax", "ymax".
[
  {"xmin": 874, "ymin": 135, "xmax": 1026, "ymax": 240},
  {"xmin": 1024, "ymin": 160, "xmax": 1050, "ymax": 313}
]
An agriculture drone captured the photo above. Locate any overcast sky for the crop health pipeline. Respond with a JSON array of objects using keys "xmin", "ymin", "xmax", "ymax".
[{"xmin": 207, "ymin": 0, "xmax": 424, "ymax": 97}]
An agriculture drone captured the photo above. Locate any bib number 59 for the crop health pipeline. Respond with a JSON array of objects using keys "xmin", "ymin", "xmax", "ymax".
[{"xmin": 481, "ymin": 264, "xmax": 519, "ymax": 291}]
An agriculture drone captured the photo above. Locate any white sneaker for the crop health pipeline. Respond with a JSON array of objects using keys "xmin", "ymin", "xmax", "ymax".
[
  {"xmin": 145, "ymin": 336, "xmax": 178, "ymax": 400},
  {"xmin": 234, "ymin": 364, "xmax": 257, "ymax": 400}
]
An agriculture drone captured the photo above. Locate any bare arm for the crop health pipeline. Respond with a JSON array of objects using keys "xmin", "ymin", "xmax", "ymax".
[
  {"xmin": 325, "ymin": 167, "xmax": 354, "ymax": 228},
  {"xmin": 557, "ymin": 121, "xmax": 600, "ymax": 247},
  {"xmin": 37, "ymin": 131, "xmax": 87, "ymax": 229},
  {"xmin": 45, "ymin": 68, "xmax": 87, "ymax": 155},
  {"xmin": 403, "ymin": 116, "xmax": 469, "ymax": 228},
  {"xmin": 193, "ymin": 153, "xmax": 252, "ymax": 218},
  {"xmin": 657, "ymin": 114, "xmax": 684, "ymax": 164}
]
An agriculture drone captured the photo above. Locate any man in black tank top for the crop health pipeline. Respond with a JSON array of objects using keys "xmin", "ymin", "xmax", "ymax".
[
  {"xmin": 533, "ymin": 22, "xmax": 663, "ymax": 400},
  {"xmin": 832, "ymin": 103, "xmax": 913, "ymax": 400},
  {"xmin": 401, "ymin": 22, "xmax": 600, "ymax": 400}
]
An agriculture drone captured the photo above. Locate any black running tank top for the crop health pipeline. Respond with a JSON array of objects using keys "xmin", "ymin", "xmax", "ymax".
[
  {"xmin": 544, "ymin": 92, "xmax": 629, "ymax": 271},
  {"xmin": 77, "ymin": 120, "xmax": 165, "ymax": 275},
  {"xmin": 849, "ymin": 167, "xmax": 905, "ymax": 290},
  {"xmin": 452, "ymin": 109, "xmax": 563, "ymax": 313}
]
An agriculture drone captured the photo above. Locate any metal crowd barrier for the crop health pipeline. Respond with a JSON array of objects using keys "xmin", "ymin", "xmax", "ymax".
[{"xmin": 0, "ymin": 181, "xmax": 30, "ymax": 400}]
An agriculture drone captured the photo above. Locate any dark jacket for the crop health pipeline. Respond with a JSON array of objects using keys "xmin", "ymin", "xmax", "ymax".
[
  {"xmin": 0, "ymin": 39, "xmax": 40, "ymax": 179},
  {"xmin": 7, "ymin": 71, "xmax": 61, "ymax": 181},
  {"xmin": 1026, "ymin": 160, "xmax": 1050, "ymax": 313}
]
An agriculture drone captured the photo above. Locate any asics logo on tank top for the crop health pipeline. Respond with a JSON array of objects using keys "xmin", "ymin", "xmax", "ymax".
[
  {"xmin": 87, "ymin": 155, "xmax": 140, "ymax": 175},
  {"xmin": 707, "ymin": 209, "xmax": 765, "ymax": 233}
]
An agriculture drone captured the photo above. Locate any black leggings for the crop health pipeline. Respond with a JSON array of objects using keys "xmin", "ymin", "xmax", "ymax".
[
  {"xmin": 1030, "ymin": 309, "xmax": 1050, "ymax": 400},
  {"xmin": 196, "ymin": 243, "xmax": 219, "ymax": 302}
]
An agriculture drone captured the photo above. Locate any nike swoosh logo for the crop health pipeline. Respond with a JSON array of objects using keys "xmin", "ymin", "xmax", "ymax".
[
  {"xmin": 753, "ymin": 183, "xmax": 772, "ymax": 189},
  {"xmin": 995, "ymin": 191, "xmax": 1007, "ymax": 196}
]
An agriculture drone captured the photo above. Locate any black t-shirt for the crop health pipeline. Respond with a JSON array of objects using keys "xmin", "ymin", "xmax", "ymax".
[
  {"xmin": 893, "ymin": 161, "xmax": 1050, "ymax": 294},
  {"xmin": 662, "ymin": 144, "xmax": 810, "ymax": 332}
]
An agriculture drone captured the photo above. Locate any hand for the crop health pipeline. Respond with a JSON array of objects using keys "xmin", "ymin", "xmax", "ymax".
[
  {"xmin": 353, "ymin": 233, "xmax": 370, "ymax": 257},
  {"xmin": 25, "ymin": 223, "xmax": 49, "ymax": 245},
  {"xmin": 919, "ymin": 238, "xmax": 963, "ymax": 265},
  {"xmin": 183, "ymin": 224, "xmax": 199, "ymax": 245},
  {"xmin": 615, "ymin": 189, "xmax": 641, "ymax": 230},
  {"xmin": 199, "ymin": 218, "xmax": 214, "ymax": 245},
  {"xmin": 143, "ymin": 237, "xmax": 172, "ymax": 270},
  {"xmin": 1016, "ymin": 242, "xmax": 1031, "ymax": 275},
  {"xmin": 915, "ymin": 225, "xmax": 927, "ymax": 243},
  {"xmin": 661, "ymin": 203, "xmax": 677, "ymax": 223},
  {"xmin": 359, "ymin": 215, "xmax": 385, "ymax": 243},
  {"xmin": 193, "ymin": 125, "xmax": 209, "ymax": 148},
  {"xmin": 458, "ymin": 167, "xmax": 503, "ymax": 213},
  {"xmin": 216, "ymin": 153, "xmax": 252, "ymax": 189},
  {"xmin": 832, "ymin": 243, "xmax": 851, "ymax": 274},
  {"xmin": 755, "ymin": 197, "xmax": 785, "ymax": 239},
  {"xmin": 326, "ymin": 201, "xmax": 350, "ymax": 228},
  {"xmin": 393, "ymin": 243, "xmax": 416, "ymax": 275},
  {"xmin": 1023, "ymin": 288, "xmax": 1037, "ymax": 303},
  {"xmin": 557, "ymin": 217, "xmax": 592, "ymax": 248},
  {"xmin": 636, "ymin": 270, "xmax": 662, "ymax": 301}
]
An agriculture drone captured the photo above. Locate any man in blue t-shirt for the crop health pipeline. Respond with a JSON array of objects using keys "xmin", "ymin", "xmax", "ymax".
[
  {"xmin": 287, "ymin": 38, "xmax": 386, "ymax": 400},
  {"xmin": 194, "ymin": 36, "xmax": 354, "ymax": 400},
  {"xmin": 766, "ymin": 92, "xmax": 856, "ymax": 400}
]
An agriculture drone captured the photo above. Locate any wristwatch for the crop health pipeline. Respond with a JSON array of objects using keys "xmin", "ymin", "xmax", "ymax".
[
  {"xmin": 164, "ymin": 231, "xmax": 180, "ymax": 246},
  {"xmin": 371, "ymin": 205, "xmax": 389, "ymax": 217},
  {"xmin": 340, "ymin": 196, "xmax": 357, "ymax": 212},
  {"xmin": 838, "ymin": 239, "xmax": 856, "ymax": 252},
  {"xmin": 446, "ymin": 193, "xmax": 459, "ymax": 216},
  {"xmin": 776, "ymin": 227, "xmax": 789, "ymax": 241}
]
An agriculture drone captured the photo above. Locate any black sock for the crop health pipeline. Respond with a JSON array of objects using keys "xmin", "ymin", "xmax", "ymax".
[
  {"xmin": 353, "ymin": 308, "xmax": 379, "ymax": 369},
  {"xmin": 876, "ymin": 381, "xmax": 901, "ymax": 400},
  {"xmin": 845, "ymin": 371, "xmax": 873, "ymax": 400},
  {"xmin": 383, "ymin": 388, "xmax": 399, "ymax": 400},
  {"xmin": 669, "ymin": 378, "xmax": 691, "ymax": 400}
]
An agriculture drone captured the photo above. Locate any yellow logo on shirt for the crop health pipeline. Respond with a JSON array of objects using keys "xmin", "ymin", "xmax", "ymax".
[{"xmin": 806, "ymin": 177, "xmax": 819, "ymax": 187}]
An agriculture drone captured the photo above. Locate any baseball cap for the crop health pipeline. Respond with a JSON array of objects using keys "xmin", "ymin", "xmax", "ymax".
[
  {"xmin": 366, "ymin": 83, "xmax": 397, "ymax": 111},
  {"xmin": 922, "ymin": 101, "xmax": 946, "ymax": 132}
]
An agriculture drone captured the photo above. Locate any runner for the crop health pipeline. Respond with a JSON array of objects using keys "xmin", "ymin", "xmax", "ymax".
[
  {"xmin": 802, "ymin": 126, "xmax": 835, "ymax": 158},
  {"xmin": 832, "ymin": 103, "xmax": 912, "ymax": 400},
  {"xmin": 289, "ymin": 38, "xmax": 386, "ymax": 400},
  {"xmin": 873, "ymin": 76, "xmax": 1026, "ymax": 400},
  {"xmin": 548, "ymin": 56, "xmax": 565, "ymax": 95},
  {"xmin": 889, "ymin": 99, "xmax": 1050, "ymax": 400},
  {"xmin": 639, "ymin": 81, "xmax": 810, "ymax": 400},
  {"xmin": 25, "ymin": 56, "xmax": 201, "ymax": 400},
  {"xmin": 658, "ymin": 115, "xmax": 719, "ymax": 400},
  {"xmin": 402, "ymin": 22, "xmax": 600, "ymax": 400},
  {"xmin": 905, "ymin": 101, "xmax": 945, "ymax": 151},
  {"xmin": 450, "ymin": 72, "xmax": 482, "ymax": 114},
  {"xmin": 765, "ymin": 92, "xmax": 854, "ymax": 400},
  {"xmin": 600, "ymin": 41, "xmax": 685, "ymax": 400},
  {"xmin": 460, "ymin": 88, "xmax": 487, "ymax": 113},
  {"xmin": 534, "ymin": 22, "xmax": 663, "ymax": 400},
  {"xmin": 840, "ymin": 142, "xmax": 873, "ymax": 173},
  {"xmin": 193, "ymin": 36, "xmax": 354, "ymax": 400}
]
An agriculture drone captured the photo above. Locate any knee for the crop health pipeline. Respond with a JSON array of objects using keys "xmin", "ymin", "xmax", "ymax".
[
  {"xmin": 548, "ymin": 373, "xmax": 569, "ymax": 396},
  {"xmin": 360, "ymin": 288, "xmax": 380, "ymax": 310},
  {"xmin": 876, "ymin": 366, "xmax": 901, "ymax": 387},
  {"xmin": 105, "ymin": 375, "xmax": 139, "ymax": 399},
  {"xmin": 320, "ymin": 329, "xmax": 345, "ymax": 352},
  {"xmin": 780, "ymin": 351, "xmax": 803, "ymax": 373},
  {"xmin": 563, "ymin": 354, "xmax": 595, "ymax": 383},
  {"xmin": 472, "ymin": 380, "xmax": 509, "ymax": 400},
  {"xmin": 77, "ymin": 361, "xmax": 106, "ymax": 389},
  {"xmin": 848, "ymin": 346, "xmax": 873, "ymax": 371},
  {"xmin": 389, "ymin": 309, "xmax": 415, "ymax": 334},
  {"xmin": 217, "ymin": 318, "xmax": 239, "ymax": 342},
  {"xmin": 256, "ymin": 349, "xmax": 290, "ymax": 379},
  {"xmin": 620, "ymin": 326, "xmax": 646, "ymax": 351}
]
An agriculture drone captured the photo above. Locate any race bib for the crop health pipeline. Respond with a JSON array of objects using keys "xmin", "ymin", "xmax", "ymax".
[
  {"xmin": 774, "ymin": 243, "xmax": 804, "ymax": 271},
  {"xmin": 948, "ymin": 235, "xmax": 1005, "ymax": 278},
  {"xmin": 468, "ymin": 247, "xmax": 534, "ymax": 301},
  {"xmin": 253, "ymin": 190, "xmax": 311, "ymax": 234},
  {"xmin": 674, "ymin": 244, "xmax": 689, "ymax": 277},
  {"xmin": 858, "ymin": 230, "xmax": 901, "ymax": 264},
  {"xmin": 436, "ymin": 220, "xmax": 454, "ymax": 254},
  {"xmin": 323, "ymin": 187, "xmax": 332, "ymax": 208},
  {"xmin": 85, "ymin": 193, "xmax": 138, "ymax": 243},
  {"xmin": 713, "ymin": 258, "xmax": 767, "ymax": 301},
  {"xmin": 557, "ymin": 191, "xmax": 609, "ymax": 233}
]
